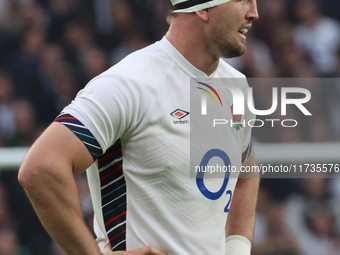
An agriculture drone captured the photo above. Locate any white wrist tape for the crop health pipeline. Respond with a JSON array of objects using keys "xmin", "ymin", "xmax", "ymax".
[{"xmin": 225, "ymin": 235, "xmax": 251, "ymax": 255}]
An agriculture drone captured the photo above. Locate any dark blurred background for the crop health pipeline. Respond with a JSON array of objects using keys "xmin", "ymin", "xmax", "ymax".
[{"xmin": 0, "ymin": 0, "xmax": 340, "ymax": 254}]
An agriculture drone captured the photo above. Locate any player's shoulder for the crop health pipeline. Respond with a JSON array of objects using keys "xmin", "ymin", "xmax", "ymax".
[
  {"xmin": 81, "ymin": 41, "xmax": 174, "ymax": 99},
  {"xmin": 103, "ymin": 42, "xmax": 172, "ymax": 86}
]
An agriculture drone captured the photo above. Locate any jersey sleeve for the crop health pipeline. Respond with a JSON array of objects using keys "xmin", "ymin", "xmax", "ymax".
[
  {"xmin": 54, "ymin": 113, "xmax": 103, "ymax": 161},
  {"xmin": 55, "ymin": 72, "xmax": 142, "ymax": 159}
]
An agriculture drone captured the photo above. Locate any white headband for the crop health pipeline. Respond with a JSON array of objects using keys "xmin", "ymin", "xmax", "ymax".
[{"xmin": 171, "ymin": 0, "xmax": 232, "ymax": 13}]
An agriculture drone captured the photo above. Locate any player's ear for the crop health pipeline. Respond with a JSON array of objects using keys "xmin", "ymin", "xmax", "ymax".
[{"xmin": 196, "ymin": 9, "xmax": 209, "ymax": 22}]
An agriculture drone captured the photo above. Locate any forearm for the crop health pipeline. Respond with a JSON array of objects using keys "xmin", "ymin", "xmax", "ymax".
[
  {"xmin": 19, "ymin": 160, "xmax": 101, "ymax": 255},
  {"xmin": 225, "ymin": 176, "xmax": 259, "ymax": 242}
]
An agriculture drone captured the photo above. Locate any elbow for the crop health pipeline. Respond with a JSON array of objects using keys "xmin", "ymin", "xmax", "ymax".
[
  {"xmin": 18, "ymin": 156, "xmax": 44, "ymax": 191},
  {"xmin": 18, "ymin": 166, "xmax": 37, "ymax": 191},
  {"xmin": 19, "ymin": 155, "xmax": 68, "ymax": 193}
]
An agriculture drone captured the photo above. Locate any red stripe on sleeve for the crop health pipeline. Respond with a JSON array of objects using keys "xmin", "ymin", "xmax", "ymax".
[
  {"xmin": 105, "ymin": 211, "xmax": 126, "ymax": 226},
  {"xmin": 109, "ymin": 230, "xmax": 126, "ymax": 242},
  {"xmin": 100, "ymin": 165, "xmax": 123, "ymax": 181},
  {"xmin": 54, "ymin": 117, "xmax": 77, "ymax": 121},
  {"xmin": 98, "ymin": 149, "xmax": 122, "ymax": 164}
]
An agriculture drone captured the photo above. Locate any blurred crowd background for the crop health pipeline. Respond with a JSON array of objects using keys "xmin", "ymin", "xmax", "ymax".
[{"xmin": 0, "ymin": 0, "xmax": 340, "ymax": 254}]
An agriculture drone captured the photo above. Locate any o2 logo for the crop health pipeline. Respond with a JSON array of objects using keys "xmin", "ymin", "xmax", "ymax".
[{"xmin": 196, "ymin": 149, "xmax": 233, "ymax": 213}]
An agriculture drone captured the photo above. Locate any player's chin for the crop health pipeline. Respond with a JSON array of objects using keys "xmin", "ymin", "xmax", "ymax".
[
  {"xmin": 223, "ymin": 45, "xmax": 246, "ymax": 58},
  {"xmin": 238, "ymin": 39, "xmax": 247, "ymax": 50},
  {"xmin": 240, "ymin": 45, "xmax": 247, "ymax": 55},
  {"xmin": 236, "ymin": 42, "xmax": 247, "ymax": 55}
]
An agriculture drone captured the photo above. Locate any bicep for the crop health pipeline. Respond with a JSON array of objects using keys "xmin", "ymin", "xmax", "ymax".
[{"xmin": 21, "ymin": 122, "xmax": 93, "ymax": 178}]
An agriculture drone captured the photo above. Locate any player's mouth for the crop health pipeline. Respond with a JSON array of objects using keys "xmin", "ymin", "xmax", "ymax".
[{"xmin": 238, "ymin": 28, "xmax": 249, "ymax": 40}]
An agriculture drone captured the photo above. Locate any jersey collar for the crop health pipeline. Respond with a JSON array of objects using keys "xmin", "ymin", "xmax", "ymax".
[{"xmin": 157, "ymin": 36, "xmax": 218, "ymax": 78}]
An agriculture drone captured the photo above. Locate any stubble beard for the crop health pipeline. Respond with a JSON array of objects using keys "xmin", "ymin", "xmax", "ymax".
[{"xmin": 214, "ymin": 37, "xmax": 246, "ymax": 58}]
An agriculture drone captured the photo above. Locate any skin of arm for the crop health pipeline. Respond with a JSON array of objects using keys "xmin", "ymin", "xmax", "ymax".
[
  {"xmin": 225, "ymin": 149, "xmax": 259, "ymax": 243},
  {"xmin": 18, "ymin": 122, "xmax": 102, "ymax": 255},
  {"xmin": 18, "ymin": 122, "xmax": 167, "ymax": 255}
]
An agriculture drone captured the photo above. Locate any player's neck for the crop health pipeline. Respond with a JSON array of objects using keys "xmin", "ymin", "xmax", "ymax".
[{"xmin": 166, "ymin": 20, "xmax": 220, "ymax": 77}]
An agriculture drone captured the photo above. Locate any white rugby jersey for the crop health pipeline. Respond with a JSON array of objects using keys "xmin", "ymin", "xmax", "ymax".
[{"xmin": 56, "ymin": 37, "xmax": 254, "ymax": 255}]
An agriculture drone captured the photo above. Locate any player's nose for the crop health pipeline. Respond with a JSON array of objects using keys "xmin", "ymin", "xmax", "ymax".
[{"xmin": 246, "ymin": 0, "xmax": 259, "ymax": 21}]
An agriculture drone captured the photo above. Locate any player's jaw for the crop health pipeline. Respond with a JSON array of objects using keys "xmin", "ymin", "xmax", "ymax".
[
  {"xmin": 209, "ymin": 8, "xmax": 253, "ymax": 58},
  {"xmin": 213, "ymin": 24, "xmax": 251, "ymax": 59}
]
